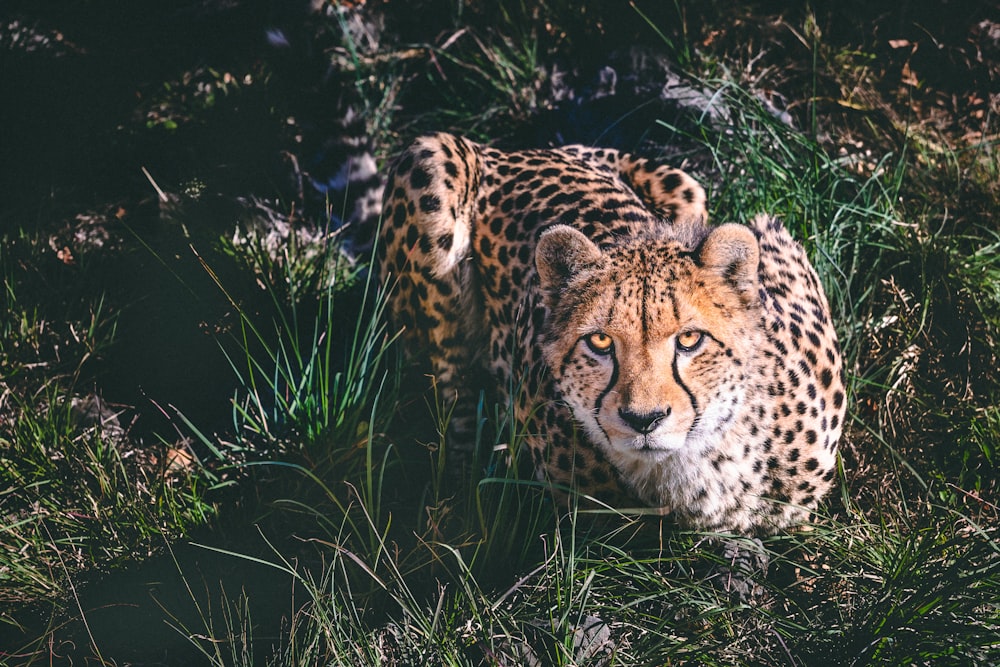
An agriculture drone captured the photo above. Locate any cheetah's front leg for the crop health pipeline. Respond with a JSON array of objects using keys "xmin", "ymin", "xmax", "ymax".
[{"xmin": 378, "ymin": 133, "xmax": 487, "ymax": 480}]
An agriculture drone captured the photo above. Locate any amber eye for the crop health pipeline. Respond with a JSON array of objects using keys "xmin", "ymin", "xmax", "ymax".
[
  {"xmin": 676, "ymin": 330, "xmax": 704, "ymax": 352},
  {"xmin": 585, "ymin": 332, "xmax": 614, "ymax": 355}
]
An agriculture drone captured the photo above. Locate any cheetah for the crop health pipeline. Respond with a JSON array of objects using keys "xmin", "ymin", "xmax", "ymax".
[{"xmin": 378, "ymin": 132, "xmax": 845, "ymax": 535}]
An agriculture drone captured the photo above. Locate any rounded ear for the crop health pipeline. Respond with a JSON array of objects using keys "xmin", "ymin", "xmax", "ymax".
[
  {"xmin": 698, "ymin": 223, "xmax": 760, "ymax": 303},
  {"xmin": 535, "ymin": 225, "xmax": 604, "ymax": 294}
]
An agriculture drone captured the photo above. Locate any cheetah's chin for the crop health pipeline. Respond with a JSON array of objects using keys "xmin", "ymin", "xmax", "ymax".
[{"xmin": 618, "ymin": 432, "xmax": 690, "ymax": 455}]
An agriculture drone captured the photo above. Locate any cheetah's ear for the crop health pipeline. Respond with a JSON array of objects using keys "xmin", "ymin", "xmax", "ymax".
[
  {"xmin": 698, "ymin": 223, "xmax": 760, "ymax": 305},
  {"xmin": 535, "ymin": 225, "xmax": 604, "ymax": 297}
]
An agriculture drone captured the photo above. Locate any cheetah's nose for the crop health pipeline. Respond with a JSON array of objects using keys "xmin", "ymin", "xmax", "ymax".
[{"xmin": 618, "ymin": 407, "xmax": 668, "ymax": 434}]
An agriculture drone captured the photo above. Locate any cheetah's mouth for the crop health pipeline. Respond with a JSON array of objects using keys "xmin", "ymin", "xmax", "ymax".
[{"xmin": 620, "ymin": 431, "xmax": 689, "ymax": 454}]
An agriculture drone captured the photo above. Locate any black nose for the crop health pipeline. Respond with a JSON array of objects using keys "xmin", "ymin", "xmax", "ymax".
[{"xmin": 618, "ymin": 407, "xmax": 668, "ymax": 434}]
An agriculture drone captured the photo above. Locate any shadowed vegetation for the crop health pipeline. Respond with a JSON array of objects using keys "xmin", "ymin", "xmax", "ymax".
[{"xmin": 1, "ymin": 0, "xmax": 998, "ymax": 664}]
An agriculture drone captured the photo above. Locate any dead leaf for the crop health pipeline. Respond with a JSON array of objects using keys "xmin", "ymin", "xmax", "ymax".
[{"xmin": 165, "ymin": 447, "xmax": 195, "ymax": 473}]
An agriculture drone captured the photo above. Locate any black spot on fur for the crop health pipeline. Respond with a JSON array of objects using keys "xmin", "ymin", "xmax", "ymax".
[
  {"xmin": 395, "ymin": 152, "xmax": 414, "ymax": 176},
  {"xmin": 419, "ymin": 194, "xmax": 441, "ymax": 213},
  {"xmin": 418, "ymin": 234, "xmax": 432, "ymax": 254},
  {"xmin": 661, "ymin": 172, "xmax": 683, "ymax": 192},
  {"xmin": 405, "ymin": 224, "xmax": 419, "ymax": 247},
  {"xmin": 410, "ymin": 166, "xmax": 430, "ymax": 189}
]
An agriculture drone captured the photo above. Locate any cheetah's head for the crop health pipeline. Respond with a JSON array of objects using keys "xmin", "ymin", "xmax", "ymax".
[{"xmin": 535, "ymin": 223, "xmax": 764, "ymax": 464}]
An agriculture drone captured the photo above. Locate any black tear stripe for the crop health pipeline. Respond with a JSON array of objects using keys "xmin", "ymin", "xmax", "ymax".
[
  {"xmin": 594, "ymin": 350, "xmax": 619, "ymax": 414},
  {"xmin": 672, "ymin": 351, "xmax": 699, "ymax": 416},
  {"xmin": 594, "ymin": 352, "xmax": 619, "ymax": 446}
]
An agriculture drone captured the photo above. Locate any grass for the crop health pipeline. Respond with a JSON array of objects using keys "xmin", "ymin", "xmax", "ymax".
[
  {"xmin": 2, "ymin": 1, "xmax": 999, "ymax": 664},
  {"xmin": 167, "ymin": 87, "xmax": 998, "ymax": 665},
  {"xmin": 0, "ymin": 232, "xmax": 217, "ymax": 629}
]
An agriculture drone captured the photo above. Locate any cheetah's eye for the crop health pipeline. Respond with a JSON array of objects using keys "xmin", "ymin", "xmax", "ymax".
[
  {"xmin": 676, "ymin": 330, "xmax": 705, "ymax": 352},
  {"xmin": 585, "ymin": 332, "xmax": 614, "ymax": 355}
]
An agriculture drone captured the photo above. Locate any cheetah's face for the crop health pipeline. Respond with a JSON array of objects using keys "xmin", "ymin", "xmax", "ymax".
[{"xmin": 535, "ymin": 224, "xmax": 764, "ymax": 461}]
